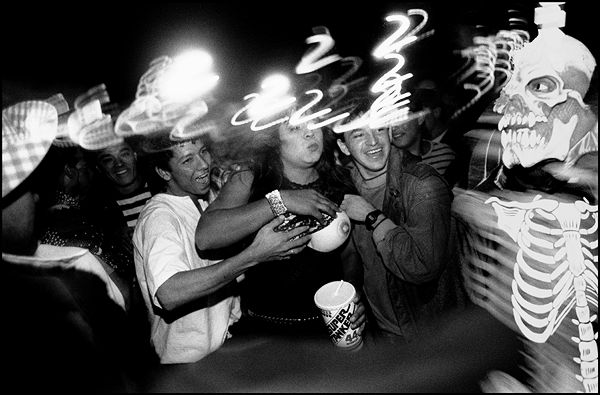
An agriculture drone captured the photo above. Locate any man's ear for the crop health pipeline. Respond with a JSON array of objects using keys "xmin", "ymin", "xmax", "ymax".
[
  {"xmin": 155, "ymin": 166, "xmax": 172, "ymax": 182},
  {"xmin": 336, "ymin": 139, "xmax": 351, "ymax": 156}
]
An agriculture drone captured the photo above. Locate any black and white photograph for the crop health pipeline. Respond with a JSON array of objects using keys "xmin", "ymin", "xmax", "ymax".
[{"xmin": 3, "ymin": 1, "xmax": 597, "ymax": 392}]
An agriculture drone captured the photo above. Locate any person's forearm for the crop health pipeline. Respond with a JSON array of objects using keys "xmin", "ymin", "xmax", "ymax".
[
  {"xmin": 195, "ymin": 200, "xmax": 274, "ymax": 250},
  {"xmin": 156, "ymin": 247, "xmax": 259, "ymax": 312}
]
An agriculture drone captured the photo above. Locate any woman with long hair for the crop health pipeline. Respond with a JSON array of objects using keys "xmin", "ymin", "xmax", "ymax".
[{"xmin": 196, "ymin": 117, "xmax": 365, "ymax": 339}]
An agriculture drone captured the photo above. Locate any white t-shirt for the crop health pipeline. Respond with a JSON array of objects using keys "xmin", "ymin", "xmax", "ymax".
[{"xmin": 133, "ymin": 193, "xmax": 241, "ymax": 364}]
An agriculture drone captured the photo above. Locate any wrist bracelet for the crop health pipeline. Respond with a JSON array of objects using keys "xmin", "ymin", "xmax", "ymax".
[{"xmin": 265, "ymin": 190, "xmax": 288, "ymax": 216}]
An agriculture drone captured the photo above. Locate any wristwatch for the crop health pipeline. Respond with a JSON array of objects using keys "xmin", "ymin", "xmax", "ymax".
[{"xmin": 365, "ymin": 209, "xmax": 383, "ymax": 231}]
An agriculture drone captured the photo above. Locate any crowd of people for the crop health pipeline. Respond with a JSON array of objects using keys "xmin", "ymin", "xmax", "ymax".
[{"xmin": 3, "ymin": 3, "xmax": 597, "ymax": 393}]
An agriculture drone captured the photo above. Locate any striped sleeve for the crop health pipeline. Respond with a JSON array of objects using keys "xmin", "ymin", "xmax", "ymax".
[{"xmin": 422, "ymin": 141, "xmax": 456, "ymax": 176}]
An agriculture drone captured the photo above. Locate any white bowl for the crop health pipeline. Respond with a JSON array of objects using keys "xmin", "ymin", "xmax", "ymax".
[{"xmin": 307, "ymin": 211, "xmax": 351, "ymax": 252}]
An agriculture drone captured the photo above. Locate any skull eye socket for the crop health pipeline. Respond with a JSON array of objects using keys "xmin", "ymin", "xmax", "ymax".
[{"xmin": 527, "ymin": 76, "xmax": 558, "ymax": 97}]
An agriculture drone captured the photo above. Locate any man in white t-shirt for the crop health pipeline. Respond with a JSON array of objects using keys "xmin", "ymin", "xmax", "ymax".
[{"xmin": 132, "ymin": 132, "xmax": 311, "ymax": 364}]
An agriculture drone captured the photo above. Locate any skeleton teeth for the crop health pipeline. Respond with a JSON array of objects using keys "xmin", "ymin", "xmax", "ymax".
[
  {"xmin": 521, "ymin": 130, "xmax": 529, "ymax": 147},
  {"xmin": 510, "ymin": 115, "xmax": 516, "ymax": 126},
  {"xmin": 517, "ymin": 115, "xmax": 522, "ymax": 125},
  {"xmin": 528, "ymin": 112, "xmax": 535, "ymax": 128},
  {"xmin": 529, "ymin": 130, "xmax": 536, "ymax": 147},
  {"xmin": 498, "ymin": 116, "xmax": 506, "ymax": 131},
  {"xmin": 501, "ymin": 130, "xmax": 507, "ymax": 146}
]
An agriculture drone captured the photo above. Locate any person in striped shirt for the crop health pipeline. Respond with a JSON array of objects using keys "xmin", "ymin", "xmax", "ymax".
[
  {"xmin": 94, "ymin": 140, "xmax": 152, "ymax": 237},
  {"xmin": 390, "ymin": 81, "xmax": 457, "ymax": 185}
]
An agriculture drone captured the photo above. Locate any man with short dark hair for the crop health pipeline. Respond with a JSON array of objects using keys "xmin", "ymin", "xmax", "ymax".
[
  {"xmin": 389, "ymin": 81, "xmax": 457, "ymax": 185},
  {"xmin": 132, "ymin": 131, "xmax": 311, "ymax": 363},
  {"xmin": 336, "ymin": 118, "xmax": 467, "ymax": 343},
  {"xmin": 93, "ymin": 139, "xmax": 152, "ymax": 237}
]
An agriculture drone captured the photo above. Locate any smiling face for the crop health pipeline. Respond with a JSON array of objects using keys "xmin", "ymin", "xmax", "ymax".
[
  {"xmin": 338, "ymin": 127, "xmax": 390, "ymax": 178},
  {"xmin": 388, "ymin": 116, "xmax": 422, "ymax": 151},
  {"xmin": 159, "ymin": 139, "xmax": 212, "ymax": 198},
  {"xmin": 96, "ymin": 142, "xmax": 139, "ymax": 189},
  {"xmin": 278, "ymin": 122, "xmax": 324, "ymax": 170}
]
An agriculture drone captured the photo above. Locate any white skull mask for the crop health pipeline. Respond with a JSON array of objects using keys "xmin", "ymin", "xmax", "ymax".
[{"xmin": 493, "ymin": 27, "xmax": 596, "ymax": 169}]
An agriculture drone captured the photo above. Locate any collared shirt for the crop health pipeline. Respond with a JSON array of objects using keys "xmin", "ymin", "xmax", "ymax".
[
  {"xmin": 133, "ymin": 193, "xmax": 241, "ymax": 364},
  {"xmin": 2, "ymin": 244, "xmax": 125, "ymax": 309}
]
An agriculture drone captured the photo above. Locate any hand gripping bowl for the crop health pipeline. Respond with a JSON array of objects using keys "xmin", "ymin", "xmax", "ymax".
[{"xmin": 275, "ymin": 211, "xmax": 351, "ymax": 253}]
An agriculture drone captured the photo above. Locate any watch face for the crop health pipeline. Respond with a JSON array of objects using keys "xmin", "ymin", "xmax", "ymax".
[{"xmin": 366, "ymin": 210, "xmax": 381, "ymax": 229}]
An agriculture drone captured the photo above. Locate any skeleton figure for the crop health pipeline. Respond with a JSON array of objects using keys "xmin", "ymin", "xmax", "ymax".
[
  {"xmin": 492, "ymin": 4, "xmax": 597, "ymax": 170},
  {"xmin": 487, "ymin": 195, "xmax": 598, "ymax": 392},
  {"xmin": 454, "ymin": 3, "xmax": 598, "ymax": 393}
]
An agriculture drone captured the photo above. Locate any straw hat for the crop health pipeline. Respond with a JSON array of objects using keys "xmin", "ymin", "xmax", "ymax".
[{"xmin": 2, "ymin": 101, "xmax": 58, "ymax": 198}]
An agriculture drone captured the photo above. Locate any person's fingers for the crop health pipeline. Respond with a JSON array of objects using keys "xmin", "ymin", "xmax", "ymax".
[
  {"xmin": 288, "ymin": 234, "xmax": 311, "ymax": 248},
  {"xmin": 281, "ymin": 243, "xmax": 307, "ymax": 257},
  {"xmin": 286, "ymin": 225, "xmax": 309, "ymax": 240},
  {"xmin": 356, "ymin": 322, "xmax": 366, "ymax": 335},
  {"xmin": 350, "ymin": 304, "xmax": 365, "ymax": 323},
  {"xmin": 322, "ymin": 199, "xmax": 340, "ymax": 214},
  {"xmin": 351, "ymin": 316, "xmax": 366, "ymax": 329},
  {"xmin": 317, "ymin": 203, "xmax": 338, "ymax": 221},
  {"xmin": 268, "ymin": 215, "xmax": 286, "ymax": 229}
]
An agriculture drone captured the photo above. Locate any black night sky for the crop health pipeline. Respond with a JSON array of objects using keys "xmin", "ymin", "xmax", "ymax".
[{"xmin": 3, "ymin": 1, "xmax": 598, "ymax": 108}]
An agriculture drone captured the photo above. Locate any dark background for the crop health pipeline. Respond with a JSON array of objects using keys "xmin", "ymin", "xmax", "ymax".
[{"xmin": 3, "ymin": 1, "xmax": 598, "ymax": 108}]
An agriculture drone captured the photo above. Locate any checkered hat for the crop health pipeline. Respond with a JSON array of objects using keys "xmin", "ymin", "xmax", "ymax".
[
  {"xmin": 2, "ymin": 101, "xmax": 58, "ymax": 198},
  {"xmin": 45, "ymin": 93, "xmax": 79, "ymax": 148}
]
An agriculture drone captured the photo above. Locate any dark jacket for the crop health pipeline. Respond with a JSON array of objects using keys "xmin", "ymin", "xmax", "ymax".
[{"xmin": 378, "ymin": 147, "xmax": 467, "ymax": 340}]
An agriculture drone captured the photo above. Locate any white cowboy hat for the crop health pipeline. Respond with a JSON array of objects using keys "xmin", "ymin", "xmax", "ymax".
[{"xmin": 2, "ymin": 101, "xmax": 58, "ymax": 198}]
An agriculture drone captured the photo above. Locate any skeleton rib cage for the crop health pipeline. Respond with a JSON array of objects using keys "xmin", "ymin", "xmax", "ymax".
[{"xmin": 455, "ymin": 191, "xmax": 598, "ymax": 393}]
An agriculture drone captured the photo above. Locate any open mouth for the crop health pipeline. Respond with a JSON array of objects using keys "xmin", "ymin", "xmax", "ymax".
[
  {"xmin": 195, "ymin": 173, "xmax": 209, "ymax": 183},
  {"xmin": 499, "ymin": 112, "xmax": 578, "ymax": 168},
  {"xmin": 366, "ymin": 147, "xmax": 383, "ymax": 156},
  {"xmin": 498, "ymin": 111, "xmax": 550, "ymax": 151}
]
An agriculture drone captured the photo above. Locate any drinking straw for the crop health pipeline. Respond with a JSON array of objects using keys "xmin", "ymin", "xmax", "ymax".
[{"xmin": 334, "ymin": 280, "xmax": 344, "ymax": 296}]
